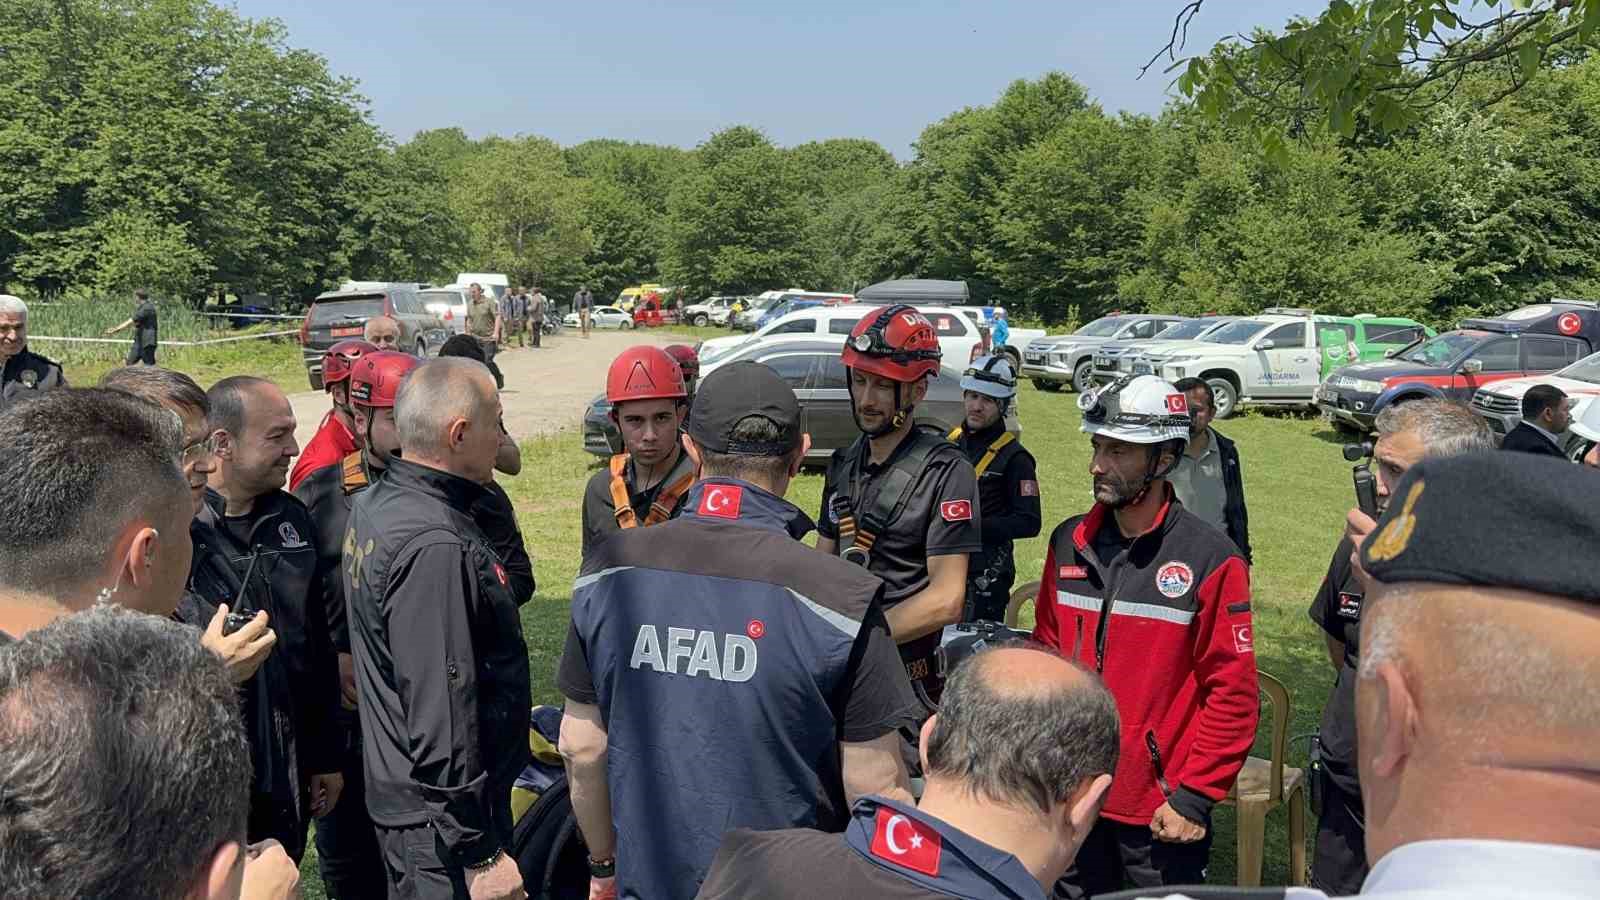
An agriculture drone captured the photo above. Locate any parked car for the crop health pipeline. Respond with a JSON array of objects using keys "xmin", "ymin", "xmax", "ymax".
[
  {"xmin": 563, "ymin": 306, "xmax": 633, "ymax": 329},
  {"xmin": 731, "ymin": 290, "xmax": 850, "ymax": 331},
  {"xmin": 1021, "ymin": 314, "xmax": 1192, "ymax": 394},
  {"xmin": 682, "ymin": 296, "xmax": 743, "ymax": 327},
  {"xmin": 1320, "ymin": 301, "xmax": 1600, "ymax": 431},
  {"xmin": 698, "ymin": 303, "xmax": 988, "ymax": 370},
  {"xmin": 418, "ymin": 286, "xmax": 470, "ymax": 335},
  {"xmin": 298, "ymin": 285, "xmax": 447, "ymax": 390},
  {"xmin": 1090, "ymin": 317, "xmax": 1241, "ymax": 386},
  {"xmin": 1468, "ymin": 350, "xmax": 1600, "ymax": 457},
  {"xmin": 582, "ymin": 337, "xmax": 1012, "ymax": 460}
]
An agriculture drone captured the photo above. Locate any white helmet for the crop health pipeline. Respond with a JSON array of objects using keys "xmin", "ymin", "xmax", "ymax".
[
  {"xmin": 1079, "ymin": 375, "xmax": 1191, "ymax": 449},
  {"xmin": 961, "ymin": 354, "xmax": 1017, "ymax": 400},
  {"xmin": 1570, "ymin": 396, "xmax": 1600, "ymax": 443}
]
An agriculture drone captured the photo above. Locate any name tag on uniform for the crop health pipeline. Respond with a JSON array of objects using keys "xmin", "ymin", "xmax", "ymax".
[
  {"xmin": 1337, "ymin": 592, "xmax": 1363, "ymax": 620},
  {"xmin": 1059, "ymin": 565, "xmax": 1088, "ymax": 580}
]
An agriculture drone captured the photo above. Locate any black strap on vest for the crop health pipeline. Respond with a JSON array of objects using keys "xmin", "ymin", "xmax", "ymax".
[{"xmin": 831, "ymin": 428, "xmax": 947, "ymax": 565}]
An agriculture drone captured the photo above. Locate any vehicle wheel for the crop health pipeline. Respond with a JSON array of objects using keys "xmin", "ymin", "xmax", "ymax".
[
  {"xmin": 1072, "ymin": 361, "xmax": 1094, "ymax": 394},
  {"xmin": 1001, "ymin": 346, "xmax": 1022, "ymax": 369},
  {"xmin": 620, "ymin": 320, "xmax": 633, "ymax": 330},
  {"xmin": 308, "ymin": 371, "xmax": 323, "ymax": 392},
  {"xmin": 1208, "ymin": 377, "xmax": 1240, "ymax": 419},
  {"xmin": 693, "ymin": 313, "xmax": 709, "ymax": 327},
  {"xmin": 1032, "ymin": 378, "xmax": 1061, "ymax": 392}
]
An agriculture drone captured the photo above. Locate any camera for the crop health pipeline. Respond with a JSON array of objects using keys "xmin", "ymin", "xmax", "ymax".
[
  {"xmin": 1342, "ymin": 441, "xmax": 1374, "ymax": 462},
  {"xmin": 1344, "ymin": 442, "xmax": 1380, "ymax": 517}
]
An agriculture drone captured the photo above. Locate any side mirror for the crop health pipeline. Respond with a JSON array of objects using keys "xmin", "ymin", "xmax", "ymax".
[
  {"xmin": 1254, "ymin": 339, "xmax": 1277, "ymax": 351},
  {"xmin": 1462, "ymin": 359, "xmax": 1484, "ymax": 374}
]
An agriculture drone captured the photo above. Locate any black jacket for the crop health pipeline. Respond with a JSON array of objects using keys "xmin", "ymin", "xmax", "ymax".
[
  {"xmin": 1212, "ymin": 430, "xmax": 1253, "ymax": 563},
  {"xmin": 1, "ymin": 347, "xmax": 66, "ymax": 410},
  {"xmin": 1501, "ymin": 421, "xmax": 1567, "ymax": 458},
  {"xmin": 185, "ymin": 489, "xmax": 342, "ymax": 854},
  {"xmin": 345, "ymin": 458, "xmax": 531, "ymax": 867}
]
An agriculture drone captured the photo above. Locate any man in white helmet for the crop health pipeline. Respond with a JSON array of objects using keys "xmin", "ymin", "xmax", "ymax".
[
  {"xmin": 1030, "ymin": 375, "xmax": 1258, "ymax": 898},
  {"xmin": 948, "ymin": 355, "xmax": 1040, "ymax": 622}
]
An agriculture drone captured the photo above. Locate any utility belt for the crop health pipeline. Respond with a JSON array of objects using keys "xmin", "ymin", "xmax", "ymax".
[{"xmin": 609, "ymin": 454, "xmax": 693, "ymax": 530}]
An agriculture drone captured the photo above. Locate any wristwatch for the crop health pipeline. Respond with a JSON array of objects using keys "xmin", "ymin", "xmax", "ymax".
[{"xmin": 588, "ymin": 854, "xmax": 616, "ymax": 878}]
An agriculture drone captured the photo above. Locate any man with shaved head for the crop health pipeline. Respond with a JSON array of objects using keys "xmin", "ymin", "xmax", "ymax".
[
  {"xmin": 345, "ymin": 357, "xmax": 530, "ymax": 900},
  {"xmin": 698, "ymin": 644, "xmax": 1122, "ymax": 899}
]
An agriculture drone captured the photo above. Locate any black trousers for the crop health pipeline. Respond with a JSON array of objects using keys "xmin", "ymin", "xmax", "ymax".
[
  {"xmin": 1053, "ymin": 815, "xmax": 1213, "ymax": 899},
  {"xmin": 1312, "ymin": 768, "xmax": 1368, "ymax": 895},
  {"xmin": 315, "ymin": 721, "xmax": 387, "ymax": 899},
  {"xmin": 126, "ymin": 343, "xmax": 155, "ymax": 365},
  {"xmin": 248, "ymin": 790, "xmax": 307, "ymax": 863},
  {"xmin": 479, "ymin": 339, "xmax": 505, "ymax": 389},
  {"xmin": 376, "ymin": 796, "xmax": 513, "ymax": 900}
]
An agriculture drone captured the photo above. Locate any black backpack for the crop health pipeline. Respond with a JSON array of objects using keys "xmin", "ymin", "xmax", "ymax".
[{"xmin": 511, "ymin": 707, "xmax": 591, "ymax": 899}]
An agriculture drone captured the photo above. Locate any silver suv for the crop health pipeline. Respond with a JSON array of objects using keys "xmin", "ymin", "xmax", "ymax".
[{"xmin": 1020, "ymin": 314, "xmax": 1190, "ymax": 393}]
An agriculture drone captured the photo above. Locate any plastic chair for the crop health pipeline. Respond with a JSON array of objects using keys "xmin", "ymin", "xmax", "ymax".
[
  {"xmin": 1003, "ymin": 579, "xmax": 1041, "ymax": 628},
  {"xmin": 1221, "ymin": 670, "xmax": 1308, "ymax": 887}
]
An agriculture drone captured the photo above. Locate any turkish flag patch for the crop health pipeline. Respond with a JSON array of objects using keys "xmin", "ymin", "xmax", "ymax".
[
  {"xmin": 940, "ymin": 499, "xmax": 973, "ymax": 522},
  {"xmin": 868, "ymin": 807, "xmax": 942, "ymax": 876},
  {"xmin": 493, "ymin": 563, "xmax": 508, "ymax": 587},
  {"xmin": 1166, "ymin": 393, "xmax": 1189, "ymax": 414},
  {"xmin": 1232, "ymin": 622, "xmax": 1254, "ymax": 654},
  {"xmin": 1018, "ymin": 479, "xmax": 1039, "ymax": 497},
  {"xmin": 697, "ymin": 484, "xmax": 743, "ymax": 520},
  {"xmin": 1059, "ymin": 565, "xmax": 1088, "ymax": 580}
]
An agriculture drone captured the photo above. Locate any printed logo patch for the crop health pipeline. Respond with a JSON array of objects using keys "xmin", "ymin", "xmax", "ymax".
[
  {"xmin": 1059, "ymin": 565, "xmax": 1088, "ymax": 580},
  {"xmin": 1018, "ymin": 479, "xmax": 1039, "ymax": 497},
  {"xmin": 1233, "ymin": 622, "xmax": 1254, "ymax": 654},
  {"xmin": 746, "ymin": 619, "xmax": 766, "ymax": 640},
  {"xmin": 1559, "ymin": 311, "xmax": 1583, "ymax": 335},
  {"xmin": 698, "ymin": 485, "xmax": 743, "ymax": 520},
  {"xmin": 939, "ymin": 499, "xmax": 973, "ymax": 522},
  {"xmin": 869, "ymin": 808, "xmax": 942, "ymax": 876},
  {"xmin": 1165, "ymin": 393, "xmax": 1189, "ymax": 414},
  {"xmin": 1337, "ymin": 592, "xmax": 1363, "ymax": 620},
  {"xmin": 1155, "ymin": 561, "xmax": 1194, "ymax": 599},
  {"xmin": 278, "ymin": 522, "xmax": 308, "ymax": 549}
]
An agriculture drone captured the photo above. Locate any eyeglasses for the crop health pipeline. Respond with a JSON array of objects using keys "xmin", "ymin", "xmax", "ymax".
[{"xmin": 180, "ymin": 434, "xmax": 221, "ymax": 467}]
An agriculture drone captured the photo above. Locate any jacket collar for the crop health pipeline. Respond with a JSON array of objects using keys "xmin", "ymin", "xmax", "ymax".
[
  {"xmin": 1073, "ymin": 483, "xmax": 1180, "ymax": 553},
  {"xmin": 2, "ymin": 347, "xmax": 44, "ymax": 378},
  {"xmin": 843, "ymin": 796, "xmax": 1040, "ymax": 900},
  {"xmin": 681, "ymin": 477, "xmax": 815, "ymax": 540},
  {"xmin": 382, "ymin": 456, "xmax": 491, "ymax": 510},
  {"xmin": 198, "ymin": 485, "xmax": 289, "ymax": 530}
]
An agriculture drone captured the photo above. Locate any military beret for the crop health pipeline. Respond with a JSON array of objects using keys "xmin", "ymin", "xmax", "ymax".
[{"xmin": 1361, "ymin": 451, "xmax": 1600, "ymax": 603}]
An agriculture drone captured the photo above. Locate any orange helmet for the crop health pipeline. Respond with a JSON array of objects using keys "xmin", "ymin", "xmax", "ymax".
[
  {"xmin": 606, "ymin": 345, "xmax": 687, "ymax": 404},
  {"xmin": 322, "ymin": 339, "xmax": 378, "ymax": 388},
  {"xmin": 349, "ymin": 351, "xmax": 421, "ymax": 409},
  {"xmin": 841, "ymin": 304, "xmax": 942, "ymax": 383},
  {"xmin": 663, "ymin": 344, "xmax": 700, "ymax": 380}
]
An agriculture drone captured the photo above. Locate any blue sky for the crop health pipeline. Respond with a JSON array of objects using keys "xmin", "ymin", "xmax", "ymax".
[{"xmin": 227, "ymin": 0, "xmax": 1327, "ymax": 156}]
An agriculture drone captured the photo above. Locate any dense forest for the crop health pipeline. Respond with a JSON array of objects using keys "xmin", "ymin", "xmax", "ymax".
[{"xmin": 5, "ymin": 0, "xmax": 1600, "ymax": 327}]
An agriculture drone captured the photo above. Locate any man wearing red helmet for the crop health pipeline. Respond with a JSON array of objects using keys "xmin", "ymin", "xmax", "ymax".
[
  {"xmin": 289, "ymin": 339, "xmax": 376, "ymax": 491},
  {"xmin": 817, "ymin": 304, "xmax": 982, "ymax": 696},
  {"xmin": 294, "ymin": 351, "xmax": 534, "ymax": 898},
  {"xmin": 664, "ymin": 343, "xmax": 701, "ymax": 401},
  {"xmin": 581, "ymin": 344, "xmax": 698, "ymax": 558}
]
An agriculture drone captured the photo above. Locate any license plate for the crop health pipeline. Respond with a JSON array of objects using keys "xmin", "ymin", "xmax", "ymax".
[
  {"xmin": 1024, "ymin": 353, "xmax": 1043, "ymax": 364},
  {"xmin": 1133, "ymin": 363, "xmax": 1152, "ymax": 375},
  {"xmin": 330, "ymin": 326, "xmax": 363, "ymax": 337}
]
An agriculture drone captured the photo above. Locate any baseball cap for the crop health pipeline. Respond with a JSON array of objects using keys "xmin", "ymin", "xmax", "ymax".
[{"xmin": 687, "ymin": 361, "xmax": 803, "ymax": 456}]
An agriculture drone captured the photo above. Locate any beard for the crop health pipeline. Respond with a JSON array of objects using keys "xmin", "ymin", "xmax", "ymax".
[{"xmin": 1092, "ymin": 470, "xmax": 1147, "ymax": 509}]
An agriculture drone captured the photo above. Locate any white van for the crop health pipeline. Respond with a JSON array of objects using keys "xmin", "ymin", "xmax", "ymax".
[{"xmin": 454, "ymin": 273, "xmax": 510, "ymax": 301}]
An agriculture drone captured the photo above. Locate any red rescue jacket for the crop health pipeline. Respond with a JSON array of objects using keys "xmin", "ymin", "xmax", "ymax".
[
  {"xmin": 1032, "ymin": 489, "xmax": 1257, "ymax": 825},
  {"xmin": 289, "ymin": 411, "xmax": 357, "ymax": 492}
]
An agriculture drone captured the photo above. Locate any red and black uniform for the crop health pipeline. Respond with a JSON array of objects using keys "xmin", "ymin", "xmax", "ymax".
[
  {"xmin": 1032, "ymin": 489, "xmax": 1257, "ymax": 897},
  {"xmin": 290, "ymin": 410, "xmax": 357, "ymax": 491}
]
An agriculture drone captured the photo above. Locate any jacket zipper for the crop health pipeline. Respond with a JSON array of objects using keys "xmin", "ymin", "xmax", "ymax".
[
  {"xmin": 1145, "ymin": 730, "xmax": 1174, "ymax": 799},
  {"xmin": 1071, "ymin": 616, "xmax": 1085, "ymax": 660}
]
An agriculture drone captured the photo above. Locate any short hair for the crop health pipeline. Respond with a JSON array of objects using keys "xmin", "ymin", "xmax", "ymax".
[
  {"xmin": 0, "ymin": 606, "xmax": 250, "ymax": 900},
  {"xmin": 206, "ymin": 375, "xmax": 272, "ymax": 437},
  {"xmin": 1172, "ymin": 377, "xmax": 1214, "ymax": 411},
  {"xmin": 133, "ymin": 288, "xmax": 148, "ymax": 301},
  {"xmin": 396, "ymin": 358, "xmax": 493, "ymax": 458},
  {"xmin": 98, "ymin": 366, "xmax": 209, "ymax": 419},
  {"xmin": 1373, "ymin": 398, "xmax": 1496, "ymax": 458},
  {"xmin": 695, "ymin": 415, "xmax": 796, "ymax": 485},
  {"xmin": 0, "ymin": 389, "xmax": 186, "ymax": 594},
  {"xmin": 0, "ymin": 295, "xmax": 27, "ymax": 319},
  {"xmin": 924, "ymin": 645, "xmax": 1121, "ymax": 816},
  {"xmin": 438, "ymin": 333, "xmax": 487, "ymax": 363},
  {"xmin": 363, "ymin": 315, "xmax": 400, "ymax": 339},
  {"xmin": 1522, "ymin": 384, "xmax": 1569, "ymax": 420}
]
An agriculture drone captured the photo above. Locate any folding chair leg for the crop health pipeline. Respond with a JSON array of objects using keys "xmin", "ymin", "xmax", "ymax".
[
  {"xmin": 1288, "ymin": 785, "xmax": 1308, "ymax": 886},
  {"xmin": 1234, "ymin": 799, "xmax": 1267, "ymax": 887}
]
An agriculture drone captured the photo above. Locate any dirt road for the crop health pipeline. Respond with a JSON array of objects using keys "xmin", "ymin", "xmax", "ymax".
[{"xmin": 290, "ymin": 329, "xmax": 685, "ymax": 449}]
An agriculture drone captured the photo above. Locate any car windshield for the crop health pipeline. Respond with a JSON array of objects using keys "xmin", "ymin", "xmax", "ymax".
[
  {"xmin": 1206, "ymin": 320, "xmax": 1273, "ymax": 345},
  {"xmin": 1155, "ymin": 319, "xmax": 1213, "ymax": 340},
  {"xmin": 1397, "ymin": 332, "xmax": 1482, "ymax": 366},
  {"xmin": 310, "ymin": 296, "xmax": 384, "ymax": 326},
  {"xmin": 1558, "ymin": 351, "xmax": 1600, "ymax": 385},
  {"xmin": 1074, "ymin": 317, "xmax": 1127, "ymax": 338}
]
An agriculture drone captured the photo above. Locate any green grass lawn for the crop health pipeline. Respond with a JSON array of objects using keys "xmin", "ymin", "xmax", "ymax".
[{"xmin": 298, "ymin": 384, "xmax": 1353, "ymax": 894}]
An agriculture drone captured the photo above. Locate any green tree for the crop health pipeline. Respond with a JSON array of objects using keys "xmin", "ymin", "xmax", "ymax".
[{"xmin": 450, "ymin": 136, "xmax": 592, "ymax": 289}]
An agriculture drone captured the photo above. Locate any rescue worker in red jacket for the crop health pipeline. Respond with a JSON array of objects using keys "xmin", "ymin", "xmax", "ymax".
[
  {"xmin": 580, "ymin": 345, "xmax": 697, "ymax": 558},
  {"xmin": 289, "ymin": 339, "xmax": 376, "ymax": 491},
  {"xmin": 1030, "ymin": 374, "xmax": 1258, "ymax": 898}
]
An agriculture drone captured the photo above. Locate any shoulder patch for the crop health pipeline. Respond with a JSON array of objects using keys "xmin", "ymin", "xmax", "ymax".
[
  {"xmin": 868, "ymin": 807, "xmax": 942, "ymax": 877},
  {"xmin": 1155, "ymin": 561, "xmax": 1194, "ymax": 599},
  {"xmin": 939, "ymin": 499, "xmax": 973, "ymax": 523}
]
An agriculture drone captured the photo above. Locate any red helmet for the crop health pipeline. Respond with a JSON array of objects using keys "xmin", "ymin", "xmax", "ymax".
[
  {"xmin": 663, "ymin": 344, "xmax": 700, "ymax": 380},
  {"xmin": 841, "ymin": 304, "xmax": 942, "ymax": 382},
  {"xmin": 322, "ymin": 339, "xmax": 378, "ymax": 388},
  {"xmin": 349, "ymin": 351, "xmax": 421, "ymax": 409},
  {"xmin": 606, "ymin": 345, "xmax": 687, "ymax": 404}
]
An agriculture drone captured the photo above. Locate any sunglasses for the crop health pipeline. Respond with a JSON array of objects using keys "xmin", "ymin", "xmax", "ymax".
[{"xmin": 180, "ymin": 433, "xmax": 221, "ymax": 467}]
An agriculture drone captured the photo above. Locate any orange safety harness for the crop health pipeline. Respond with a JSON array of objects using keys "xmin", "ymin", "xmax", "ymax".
[
  {"xmin": 608, "ymin": 453, "xmax": 695, "ymax": 529},
  {"xmin": 340, "ymin": 450, "xmax": 370, "ymax": 494}
]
